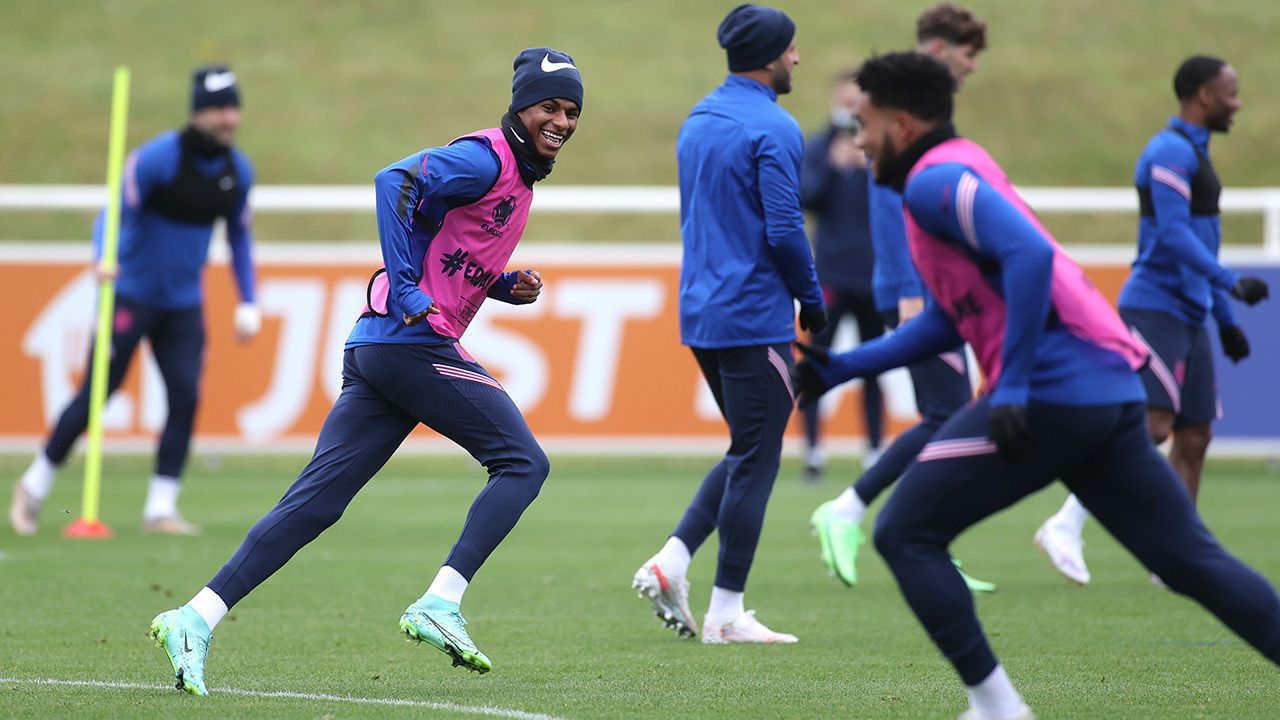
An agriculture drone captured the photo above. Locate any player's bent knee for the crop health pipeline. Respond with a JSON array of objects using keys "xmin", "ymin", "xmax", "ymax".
[
  {"xmin": 872, "ymin": 513, "xmax": 908, "ymax": 560},
  {"xmin": 528, "ymin": 445, "xmax": 551, "ymax": 483}
]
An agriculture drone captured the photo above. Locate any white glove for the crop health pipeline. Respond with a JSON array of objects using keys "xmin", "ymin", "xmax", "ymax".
[{"xmin": 234, "ymin": 302, "xmax": 262, "ymax": 341}]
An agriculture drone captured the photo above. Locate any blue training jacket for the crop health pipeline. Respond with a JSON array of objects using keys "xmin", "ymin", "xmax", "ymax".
[
  {"xmin": 676, "ymin": 75, "xmax": 823, "ymax": 348},
  {"xmin": 826, "ymin": 152, "xmax": 1144, "ymax": 408},
  {"xmin": 800, "ymin": 126, "xmax": 874, "ymax": 295},
  {"xmin": 346, "ymin": 136, "xmax": 527, "ymax": 349},
  {"xmin": 1118, "ymin": 117, "xmax": 1237, "ymax": 327},
  {"xmin": 867, "ymin": 179, "xmax": 927, "ymax": 312},
  {"xmin": 94, "ymin": 130, "xmax": 256, "ymax": 310}
]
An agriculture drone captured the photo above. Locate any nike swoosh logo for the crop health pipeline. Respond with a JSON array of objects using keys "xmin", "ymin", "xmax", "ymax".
[
  {"xmin": 204, "ymin": 71, "xmax": 237, "ymax": 93},
  {"xmin": 540, "ymin": 54, "xmax": 576, "ymax": 73},
  {"xmin": 183, "ymin": 632, "xmax": 192, "ymax": 653},
  {"xmin": 509, "ymin": 131, "xmax": 525, "ymax": 144}
]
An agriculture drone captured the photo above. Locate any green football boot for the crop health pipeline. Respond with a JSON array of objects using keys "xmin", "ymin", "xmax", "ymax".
[
  {"xmin": 149, "ymin": 606, "xmax": 212, "ymax": 696},
  {"xmin": 952, "ymin": 558, "xmax": 998, "ymax": 594},
  {"xmin": 399, "ymin": 594, "xmax": 492, "ymax": 674},
  {"xmin": 811, "ymin": 500, "xmax": 865, "ymax": 588}
]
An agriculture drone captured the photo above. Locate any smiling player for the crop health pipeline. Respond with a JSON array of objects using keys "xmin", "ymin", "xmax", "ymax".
[{"xmin": 148, "ymin": 47, "xmax": 583, "ymax": 695}]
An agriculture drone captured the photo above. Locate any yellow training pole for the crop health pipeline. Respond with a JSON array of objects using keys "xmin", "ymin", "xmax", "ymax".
[{"xmin": 65, "ymin": 66, "xmax": 130, "ymax": 539}]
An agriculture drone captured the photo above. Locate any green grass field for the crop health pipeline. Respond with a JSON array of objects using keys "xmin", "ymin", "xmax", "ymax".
[{"xmin": 1, "ymin": 452, "xmax": 1277, "ymax": 719}]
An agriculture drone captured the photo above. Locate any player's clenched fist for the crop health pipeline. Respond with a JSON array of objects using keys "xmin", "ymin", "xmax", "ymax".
[{"xmin": 511, "ymin": 269, "xmax": 543, "ymax": 303}]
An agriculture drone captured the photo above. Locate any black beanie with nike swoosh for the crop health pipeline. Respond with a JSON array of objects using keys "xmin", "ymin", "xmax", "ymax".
[
  {"xmin": 191, "ymin": 65, "xmax": 240, "ymax": 112},
  {"xmin": 509, "ymin": 47, "xmax": 584, "ymax": 113}
]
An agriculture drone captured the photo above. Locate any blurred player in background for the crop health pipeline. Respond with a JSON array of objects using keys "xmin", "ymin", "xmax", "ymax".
[
  {"xmin": 149, "ymin": 47, "xmax": 582, "ymax": 694},
  {"xmin": 798, "ymin": 71, "xmax": 885, "ymax": 483},
  {"xmin": 9, "ymin": 65, "xmax": 260, "ymax": 537},
  {"xmin": 810, "ymin": 2, "xmax": 994, "ymax": 593},
  {"xmin": 1036, "ymin": 55, "xmax": 1270, "ymax": 586},
  {"xmin": 632, "ymin": 3, "xmax": 823, "ymax": 645},
  {"xmin": 796, "ymin": 51, "xmax": 1280, "ymax": 720}
]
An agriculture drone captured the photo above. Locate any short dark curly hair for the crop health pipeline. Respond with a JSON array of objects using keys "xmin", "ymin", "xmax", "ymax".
[
  {"xmin": 916, "ymin": 3, "xmax": 987, "ymax": 50},
  {"xmin": 1173, "ymin": 55, "xmax": 1227, "ymax": 101},
  {"xmin": 855, "ymin": 51, "xmax": 957, "ymax": 123}
]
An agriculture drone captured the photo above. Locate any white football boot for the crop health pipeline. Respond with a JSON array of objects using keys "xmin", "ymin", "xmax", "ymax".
[
  {"xmin": 701, "ymin": 610, "xmax": 797, "ymax": 645},
  {"xmin": 631, "ymin": 561, "xmax": 697, "ymax": 638},
  {"xmin": 1033, "ymin": 519, "xmax": 1091, "ymax": 585},
  {"xmin": 9, "ymin": 481, "xmax": 41, "ymax": 536}
]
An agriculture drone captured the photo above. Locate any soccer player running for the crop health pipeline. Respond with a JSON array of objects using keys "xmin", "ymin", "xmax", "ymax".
[
  {"xmin": 632, "ymin": 4, "xmax": 824, "ymax": 644},
  {"xmin": 9, "ymin": 66, "xmax": 260, "ymax": 537},
  {"xmin": 795, "ymin": 51, "xmax": 1280, "ymax": 720},
  {"xmin": 810, "ymin": 2, "xmax": 994, "ymax": 593},
  {"xmin": 1036, "ymin": 55, "xmax": 1269, "ymax": 586},
  {"xmin": 149, "ymin": 48, "xmax": 582, "ymax": 694}
]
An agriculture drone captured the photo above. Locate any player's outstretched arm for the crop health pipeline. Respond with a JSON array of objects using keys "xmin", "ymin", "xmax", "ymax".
[
  {"xmin": 794, "ymin": 303, "xmax": 961, "ymax": 406},
  {"xmin": 227, "ymin": 154, "xmax": 260, "ymax": 342}
]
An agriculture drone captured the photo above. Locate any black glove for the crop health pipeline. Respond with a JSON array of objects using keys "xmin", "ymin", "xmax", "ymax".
[
  {"xmin": 1219, "ymin": 324, "xmax": 1250, "ymax": 363},
  {"xmin": 791, "ymin": 342, "xmax": 831, "ymax": 408},
  {"xmin": 1230, "ymin": 277, "xmax": 1270, "ymax": 306},
  {"xmin": 988, "ymin": 404, "xmax": 1033, "ymax": 462},
  {"xmin": 798, "ymin": 304, "xmax": 828, "ymax": 334}
]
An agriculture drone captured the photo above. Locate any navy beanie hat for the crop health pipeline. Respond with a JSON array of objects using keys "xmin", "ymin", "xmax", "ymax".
[
  {"xmin": 509, "ymin": 47, "xmax": 584, "ymax": 114},
  {"xmin": 717, "ymin": 4, "xmax": 795, "ymax": 72},
  {"xmin": 191, "ymin": 65, "xmax": 240, "ymax": 112}
]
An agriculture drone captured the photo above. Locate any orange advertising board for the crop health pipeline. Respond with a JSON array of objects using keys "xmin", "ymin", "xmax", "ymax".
[{"xmin": 0, "ymin": 244, "xmax": 1131, "ymax": 452}]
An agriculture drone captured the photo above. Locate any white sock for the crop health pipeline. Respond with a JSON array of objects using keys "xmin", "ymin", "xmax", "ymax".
[
  {"xmin": 426, "ymin": 565, "xmax": 469, "ymax": 605},
  {"xmin": 654, "ymin": 536, "xmax": 691, "ymax": 578},
  {"xmin": 806, "ymin": 446, "xmax": 825, "ymax": 469},
  {"xmin": 965, "ymin": 665, "xmax": 1027, "ymax": 720},
  {"xmin": 707, "ymin": 586, "xmax": 744, "ymax": 622},
  {"xmin": 20, "ymin": 452, "xmax": 56, "ymax": 501},
  {"xmin": 143, "ymin": 475, "xmax": 182, "ymax": 521},
  {"xmin": 1053, "ymin": 494, "xmax": 1089, "ymax": 535},
  {"xmin": 186, "ymin": 587, "xmax": 228, "ymax": 632},
  {"xmin": 831, "ymin": 486, "xmax": 866, "ymax": 524}
]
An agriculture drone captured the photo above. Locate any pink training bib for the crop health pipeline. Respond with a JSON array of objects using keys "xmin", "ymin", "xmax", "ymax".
[
  {"xmin": 364, "ymin": 128, "xmax": 532, "ymax": 338},
  {"xmin": 904, "ymin": 138, "xmax": 1147, "ymax": 386}
]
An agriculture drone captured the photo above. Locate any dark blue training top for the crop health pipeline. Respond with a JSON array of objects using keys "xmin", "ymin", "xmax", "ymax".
[
  {"xmin": 800, "ymin": 126, "xmax": 874, "ymax": 295},
  {"xmin": 867, "ymin": 179, "xmax": 928, "ymax": 312},
  {"xmin": 94, "ymin": 130, "xmax": 256, "ymax": 310},
  {"xmin": 1119, "ymin": 117, "xmax": 1237, "ymax": 327},
  {"xmin": 676, "ymin": 75, "xmax": 824, "ymax": 348}
]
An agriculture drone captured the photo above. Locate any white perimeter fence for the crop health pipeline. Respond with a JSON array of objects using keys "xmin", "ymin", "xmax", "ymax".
[{"xmin": 4, "ymin": 184, "xmax": 1280, "ymax": 256}]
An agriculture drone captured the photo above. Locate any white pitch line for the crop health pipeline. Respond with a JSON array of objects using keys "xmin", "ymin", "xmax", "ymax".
[{"xmin": 0, "ymin": 677, "xmax": 566, "ymax": 720}]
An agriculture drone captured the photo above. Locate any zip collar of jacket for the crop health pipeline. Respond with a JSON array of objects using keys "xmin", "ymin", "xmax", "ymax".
[
  {"xmin": 723, "ymin": 73, "xmax": 778, "ymax": 102},
  {"xmin": 1168, "ymin": 116, "xmax": 1210, "ymax": 149},
  {"xmin": 885, "ymin": 122, "xmax": 958, "ymax": 193}
]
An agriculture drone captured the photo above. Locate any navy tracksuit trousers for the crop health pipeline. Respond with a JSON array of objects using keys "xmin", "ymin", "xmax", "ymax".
[
  {"xmin": 874, "ymin": 395, "xmax": 1280, "ymax": 684},
  {"xmin": 209, "ymin": 343, "xmax": 549, "ymax": 608},
  {"xmin": 673, "ymin": 343, "xmax": 795, "ymax": 592},
  {"xmin": 45, "ymin": 295, "xmax": 204, "ymax": 479}
]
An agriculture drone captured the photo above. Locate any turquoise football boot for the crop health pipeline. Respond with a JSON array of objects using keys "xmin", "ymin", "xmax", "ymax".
[
  {"xmin": 811, "ymin": 500, "xmax": 865, "ymax": 588},
  {"xmin": 149, "ymin": 606, "xmax": 212, "ymax": 696},
  {"xmin": 399, "ymin": 594, "xmax": 492, "ymax": 674}
]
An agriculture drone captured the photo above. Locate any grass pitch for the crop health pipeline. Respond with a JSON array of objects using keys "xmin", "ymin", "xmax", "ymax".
[{"xmin": 1, "ymin": 453, "xmax": 1277, "ymax": 718}]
